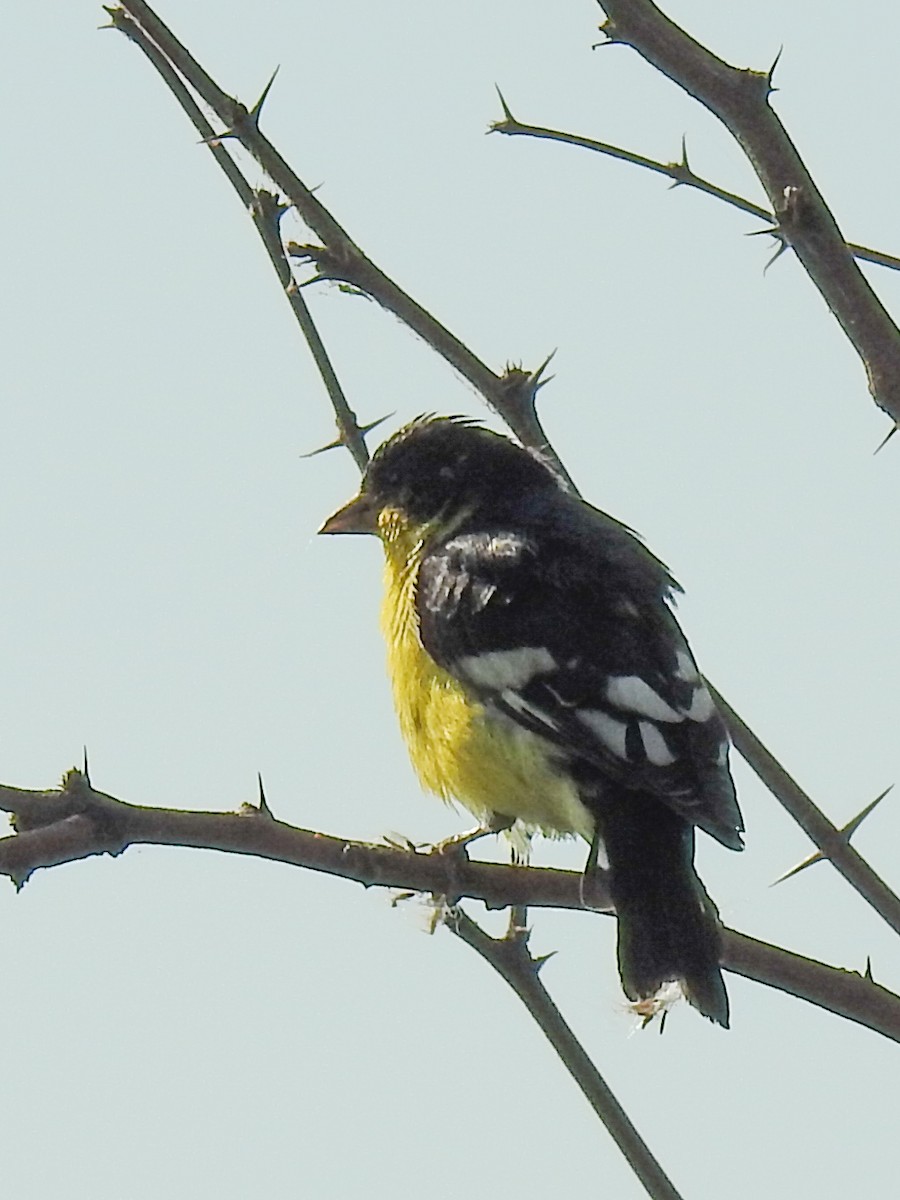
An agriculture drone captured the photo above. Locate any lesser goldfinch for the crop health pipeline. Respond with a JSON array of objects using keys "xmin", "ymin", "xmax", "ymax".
[{"xmin": 320, "ymin": 416, "xmax": 743, "ymax": 1026}]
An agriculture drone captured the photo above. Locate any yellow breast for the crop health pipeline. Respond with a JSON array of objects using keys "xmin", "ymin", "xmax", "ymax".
[{"xmin": 377, "ymin": 512, "xmax": 594, "ymax": 841}]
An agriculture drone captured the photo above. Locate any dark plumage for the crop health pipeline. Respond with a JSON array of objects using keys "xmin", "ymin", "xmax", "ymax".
[{"xmin": 322, "ymin": 416, "xmax": 743, "ymax": 1026}]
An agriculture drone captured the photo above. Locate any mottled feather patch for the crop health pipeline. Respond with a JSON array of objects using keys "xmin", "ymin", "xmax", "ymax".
[
  {"xmin": 578, "ymin": 709, "xmax": 629, "ymax": 760},
  {"xmin": 605, "ymin": 675, "xmax": 683, "ymax": 723},
  {"xmin": 458, "ymin": 647, "xmax": 556, "ymax": 690},
  {"xmin": 638, "ymin": 722, "xmax": 677, "ymax": 766}
]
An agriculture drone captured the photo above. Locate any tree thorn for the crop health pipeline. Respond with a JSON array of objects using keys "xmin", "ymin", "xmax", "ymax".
[
  {"xmin": 198, "ymin": 129, "xmax": 237, "ymax": 147},
  {"xmin": 773, "ymin": 787, "xmax": 891, "ymax": 885},
  {"xmin": 767, "ymin": 45, "xmax": 784, "ymax": 93},
  {"xmin": 874, "ymin": 425, "xmax": 897, "ymax": 453},
  {"xmin": 493, "ymin": 84, "xmax": 515, "ymax": 125},
  {"xmin": 532, "ymin": 950, "xmax": 558, "ymax": 974},
  {"xmin": 82, "ymin": 746, "xmax": 91, "ymax": 787},
  {"xmin": 667, "ymin": 134, "xmax": 692, "ymax": 189},
  {"xmin": 771, "ymin": 848, "xmax": 825, "ymax": 886},
  {"xmin": 530, "ymin": 348, "xmax": 557, "ymax": 391},
  {"xmin": 840, "ymin": 786, "xmax": 892, "ymax": 843},
  {"xmin": 745, "ymin": 222, "xmax": 790, "ymax": 272},
  {"xmin": 864, "ymin": 955, "xmax": 876, "ymax": 983},
  {"xmin": 257, "ymin": 772, "xmax": 273, "ymax": 818},
  {"xmin": 248, "ymin": 66, "xmax": 280, "ymax": 128},
  {"xmin": 300, "ymin": 412, "xmax": 393, "ymax": 459},
  {"xmin": 763, "ymin": 237, "xmax": 789, "ymax": 273}
]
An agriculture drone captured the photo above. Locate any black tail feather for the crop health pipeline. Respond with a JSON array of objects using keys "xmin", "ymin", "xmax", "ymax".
[{"xmin": 595, "ymin": 790, "xmax": 730, "ymax": 1027}]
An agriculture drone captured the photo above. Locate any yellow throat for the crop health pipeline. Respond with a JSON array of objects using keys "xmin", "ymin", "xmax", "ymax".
[{"xmin": 376, "ymin": 507, "xmax": 593, "ymax": 841}]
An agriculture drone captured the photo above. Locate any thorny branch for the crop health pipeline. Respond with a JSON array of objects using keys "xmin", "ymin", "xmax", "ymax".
[
  {"xmin": 451, "ymin": 908, "xmax": 685, "ymax": 1200},
  {"xmin": 109, "ymin": 0, "xmax": 572, "ymax": 486},
  {"xmin": 2, "ymin": 773, "xmax": 899, "ymax": 1044},
  {"xmin": 490, "ymin": 101, "xmax": 900, "ymax": 273},
  {"xmin": 596, "ymin": 0, "xmax": 900, "ymax": 430},
  {"xmin": 103, "ymin": 6, "xmax": 369, "ymax": 468},
  {"xmin": 57, "ymin": 3, "xmax": 900, "ymax": 1191},
  {"xmin": 105, "ymin": 0, "xmax": 900, "ymax": 937},
  {"xmin": 710, "ymin": 685, "xmax": 900, "ymax": 935}
]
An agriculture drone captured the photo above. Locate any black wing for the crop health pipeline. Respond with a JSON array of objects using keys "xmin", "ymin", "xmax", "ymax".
[{"xmin": 416, "ymin": 505, "xmax": 743, "ymax": 850}]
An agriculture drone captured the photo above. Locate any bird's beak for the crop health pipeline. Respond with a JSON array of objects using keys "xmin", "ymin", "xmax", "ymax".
[{"xmin": 318, "ymin": 491, "xmax": 379, "ymax": 535}]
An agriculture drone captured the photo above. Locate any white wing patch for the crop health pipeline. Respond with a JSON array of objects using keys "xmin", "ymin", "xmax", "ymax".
[
  {"xmin": 675, "ymin": 651, "xmax": 700, "ymax": 683},
  {"xmin": 578, "ymin": 709, "xmax": 628, "ymax": 760},
  {"xmin": 605, "ymin": 672, "xmax": 715, "ymax": 726},
  {"xmin": 638, "ymin": 721, "xmax": 677, "ymax": 766},
  {"xmin": 605, "ymin": 675, "xmax": 682, "ymax": 723},
  {"xmin": 683, "ymin": 685, "xmax": 715, "ymax": 722},
  {"xmin": 459, "ymin": 647, "xmax": 556, "ymax": 690},
  {"xmin": 458, "ymin": 648, "xmax": 720, "ymax": 772}
]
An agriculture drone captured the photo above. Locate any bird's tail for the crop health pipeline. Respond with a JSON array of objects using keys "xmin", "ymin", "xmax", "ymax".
[{"xmin": 597, "ymin": 792, "xmax": 729, "ymax": 1027}]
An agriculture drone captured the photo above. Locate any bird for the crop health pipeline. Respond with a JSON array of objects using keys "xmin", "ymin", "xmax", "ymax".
[{"xmin": 319, "ymin": 415, "xmax": 743, "ymax": 1026}]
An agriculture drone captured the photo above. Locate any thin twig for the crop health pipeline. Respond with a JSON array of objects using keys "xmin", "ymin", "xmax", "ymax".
[
  {"xmin": 449, "ymin": 908, "xmax": 685, "ymax": 1200},
  {"xmin": 491, "ymin": 106, "xmax": 900, "ymax": 272}
]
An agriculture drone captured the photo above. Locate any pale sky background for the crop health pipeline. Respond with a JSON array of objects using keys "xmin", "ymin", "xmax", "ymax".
[{"xmin": 3, "ymin": 3, "xmax": 900, "ymax": 1198}]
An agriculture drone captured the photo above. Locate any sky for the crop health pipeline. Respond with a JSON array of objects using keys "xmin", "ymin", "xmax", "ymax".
[{"xmin": 3, "ymin": 2, "xmax": 900, "ymax": 1197}]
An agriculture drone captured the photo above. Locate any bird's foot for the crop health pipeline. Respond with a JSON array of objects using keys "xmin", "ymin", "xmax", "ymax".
[{"xmin": 430, "ymin": 814, "xmax": 515, "ymax": 860}]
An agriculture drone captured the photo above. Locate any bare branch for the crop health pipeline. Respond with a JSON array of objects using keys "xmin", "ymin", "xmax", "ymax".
[
  {"xmin": 491, "ymin": 104, "xmax": 900, "ymax": 272},
  {"xmin": 709, "ymin": 684, "xmax": 900, "ymax": 937},
  {"xmin": 3, "ymin": 773, "xmax": 898, "ymax": 1041},
  {"xmin": 451, "ymin": 908, "xmax": 685, "ymax": 1200},
  {"xmin": 724, "ymin": 929, "xmax": 900, "ymax": 1040},
  {"xmin": 110, "ymin": 1, "xmax": 573, "ymax": 484},
  {"xmin": 106, "ymin": 6, "xmax": 370, "ymax": 468},
  {"xmin": 597, "ymin": 0, "xmax": 900, "ymax": 430},
  {"xmin": 773, "ymin": 787, "xmax": 893, "ymax": 885},
  {"xmin": 103, "ymin": 0, "xmax": 900, "ymax": 977},
  {"xmin": 0, "ymin": 772, "xmax": 609, "ymax": 909}
]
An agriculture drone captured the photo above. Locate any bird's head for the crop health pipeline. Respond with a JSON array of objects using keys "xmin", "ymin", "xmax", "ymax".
[{"xmin": 319, "ymin": 415, "xmax": 563, "ymax": 539}]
